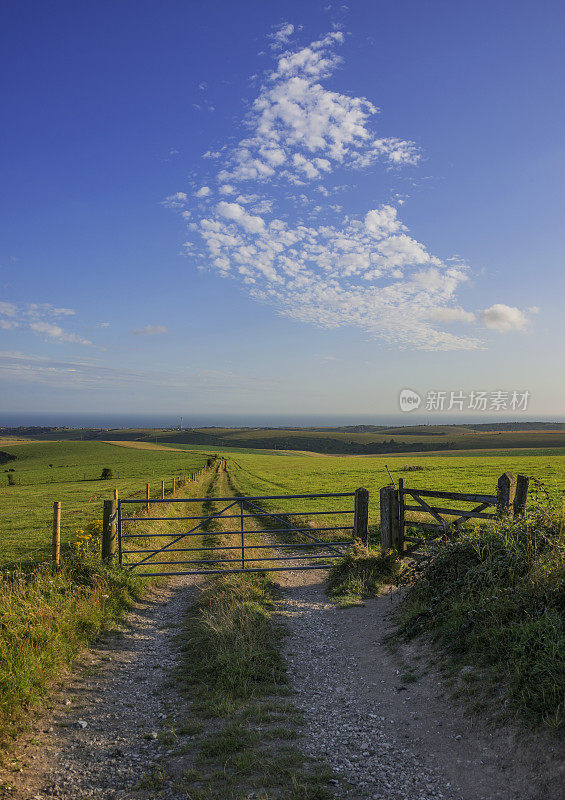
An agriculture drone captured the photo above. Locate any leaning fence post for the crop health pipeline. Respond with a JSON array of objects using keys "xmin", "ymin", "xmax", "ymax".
[
  {"xmin": 354, "ymin": 487, "xmax": 369, "ymax": 545},
  {"xmin": 102, "ymin": 500, "xmax": 117, "ymax": 563},
  {"xmin": 497, "ymin": 472, "xmax": 517, "ymax": 515},
  {"xmin": 513, "ymin": 474, "xmax": 530, "ymax": 517},
  {"xmin": 52, "ymin": 501, "xmax": 61, "ymax": 566}
]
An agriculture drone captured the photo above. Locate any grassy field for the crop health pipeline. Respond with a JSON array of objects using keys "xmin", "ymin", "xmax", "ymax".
[
  {"xmin": 0, "ymin": 441, "xmax": 212, "ymax": 565},
  {"xmin": 225, "ymin": 450, "xmax": 565, "ymax": 535}
]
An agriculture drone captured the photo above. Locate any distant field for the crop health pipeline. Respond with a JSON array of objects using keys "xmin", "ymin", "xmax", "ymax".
[
  {"xmin": 102, "ymin": 440, "xmax": 185, "ymax": 452},
  {"xmin": 7, "ymin": 423, "xmax": 565, "ymax": 455},
  {"xmin": 0, "ymin": 441, "xmax": 211, "ymax": 565}
]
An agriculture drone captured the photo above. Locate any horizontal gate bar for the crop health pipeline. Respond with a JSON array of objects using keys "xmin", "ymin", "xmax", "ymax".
[
  {"xmin": 404, "ymin": 505, "xmax": 496, "ymax": 520},
  {"xmin": 122, "ymin": 540, "xmax": 353, "ymax": 554},
  {"xmin": 126, "ymin": 552, "xmax": 343, "ymax": 568},
  {"xmin": 121, "ymin": 525, "xmax": 353, "ymax": 539},
  {"xmin": 400, "ymin": 489, "xmax": 497, "ymax": 504},
  {"xmin": 122, "ymin": 510, "xmax": 354, "ymax": 522},
  {"xmin": 133, "ymin": 564, "xmax": 336, "ymax": 576},
  {"xmin": 119, "ymin": 491, "xmax": 355, "ymax": 504}
]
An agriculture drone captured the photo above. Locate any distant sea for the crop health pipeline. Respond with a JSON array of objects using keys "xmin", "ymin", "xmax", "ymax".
[{"xmin": 1, "ymin": 412, "xmax": 564, "ymax": 429}]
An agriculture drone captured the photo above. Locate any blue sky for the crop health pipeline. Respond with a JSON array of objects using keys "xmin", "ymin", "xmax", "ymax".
[{"xmin": 1, "ymin": 0, "xmax": 564, "ymax": 420}]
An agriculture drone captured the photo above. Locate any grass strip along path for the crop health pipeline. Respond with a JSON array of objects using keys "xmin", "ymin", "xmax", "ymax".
[{"xmin": 169, "ymin": 463, "xmax": 336, "ymax": 800}]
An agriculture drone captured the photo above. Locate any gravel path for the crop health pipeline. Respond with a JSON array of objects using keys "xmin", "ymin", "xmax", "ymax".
[
  {"xmin": 275, "ymin": 569, "xmax": 563, "ymax": 800},
  {"xmin": 3, "ymin": 566, "xmax": 562, "ymax": 800},
  {"xmin": 1, "ymin": 578, "xmax": 198, "ymax": 800}
]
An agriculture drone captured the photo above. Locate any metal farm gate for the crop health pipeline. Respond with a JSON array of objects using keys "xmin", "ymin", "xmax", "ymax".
[{"xmin": 117, "ymin": 489, "xmax": 369, "ymax": 576}]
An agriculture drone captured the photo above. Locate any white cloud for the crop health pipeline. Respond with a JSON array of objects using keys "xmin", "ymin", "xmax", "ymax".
[
  {"xmin": 428, "ymin": 307, "xmax": 476, "ymax": 324},
  {"xmin": 268, "ymin": 22, "xmax": 295, "ymax": 50},
  {"xmin": 364, "ymin": 205, "xmax": 403, "ymax": 239},
  {"xmin": 169, "ymin": 30, "xmax": 526, "ymax": 351},
  {"xmin": 0, "ymin": 302, "xmax": 17, "ymax": 317},
  {"xmin": 217, "ymin": 32, "xmax": 419, "ymax": 186},
  {"xmin": 131, "ymin": 325, "xmax": 169, "ymax": 336},
  {"xmin": 195, "ymin": 186, "xmax": 211, "ymax": 198},
  {"xmin": 216, "ymin": 202, "xmax": 266, "ymax": 234},
  {"xmin": 480, "ymin": 304, "xmax": 529, "ymax": 332},
  {"xmin": 161, "ymin": 191, "xmax": 188, "ymax": 208},
  {"xmin": 29, "ymin": 320, "xmax": 90, "ymax": 344}
]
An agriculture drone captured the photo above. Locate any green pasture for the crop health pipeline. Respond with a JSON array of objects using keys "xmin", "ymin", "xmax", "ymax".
[
  {"xmin": 0, "ymin": 441, "xmax": 210, "ymax": 565},
  {"xmin": 225, "ymin": 449, "xmax": 565, "ymax": 533}
]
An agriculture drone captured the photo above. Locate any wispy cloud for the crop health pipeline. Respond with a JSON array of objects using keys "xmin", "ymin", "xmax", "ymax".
[
  {"xmin": 167, "ymin": 29, "xmax": 531, "ymax": 351},
  {"xmin": 267, "ymin": 22, "xmax": 295, "ymax": 51},
  {"xmin": 0, "ymin": 302, "xmax": 91, "ymax": 344},
  {"xmin": 0, "ymin": 351, "xmax": 280, "ymax": 395},
  {"xmin": 131, "ymin": 324, "xmax": 169, "ymax": 336}
]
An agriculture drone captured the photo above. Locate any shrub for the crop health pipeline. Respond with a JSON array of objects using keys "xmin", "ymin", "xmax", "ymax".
[
  {"xmin": 100, "ymin": 467, "xmax": 113, "ymax": 480},
  {"xmin": 399, "ymin": 489, "xmax": 565, "ymax": 728}
]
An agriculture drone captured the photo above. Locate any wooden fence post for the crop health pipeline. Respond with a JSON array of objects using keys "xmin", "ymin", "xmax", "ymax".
[
  {"xmin": 397, "ymin": 478, "xmax": 405, "ymax": 550},
  {"xmin": 52, "ymin": 501, "xmax": 61, "ymax": 566},
  {"xmin": 102, "ymin": 500, "xmax": 117, "ymax": 563},
  {"xmin": 113, "ymin": 488, "xmax": 118, "ymax": 502},
  {"xmin": 380, "ymin": 486, "xmax": 393, "ymax": 549},
  {"xmin": 513, "ymin": 474, "xmax": 530, "ymax": 517},
  {"xmin": 172, "ymin": 477, "xmax": 176, "ymax": 495},
  {"xmin": 497, "ymin": 472, "xmax": 517, "ymax": 515},
  {"xmin": 145, "ymin": 482, "xmax": 150, "ymax": 513},
  {"xmin": 353, "ymin": 487, "xmax": 369, "ymax": 545},
  {"xmin": 161, "ymin": 479, "xmax": 165, "ymax": 499},
  {"xmin": 391, "ymin": 488, "xmax": 403, "ymax": 553}
]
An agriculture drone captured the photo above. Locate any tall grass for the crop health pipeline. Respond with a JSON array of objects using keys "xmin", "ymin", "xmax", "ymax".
[
  {"xmin": 0, "ymin": 557, "xmax": 143, "ymax": 747},
  {"xmin": 399, "ymin": 486, "xmax": 565, "ymax": 728}
]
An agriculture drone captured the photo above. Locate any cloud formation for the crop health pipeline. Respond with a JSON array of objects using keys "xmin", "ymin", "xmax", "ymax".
[
  {"xmin": 168, "ymin": 29, "xmax": 531, "ymax": 350},
  {"xmin": 0, "ymin": 302, "xmax": 91, "ymax": 344}
]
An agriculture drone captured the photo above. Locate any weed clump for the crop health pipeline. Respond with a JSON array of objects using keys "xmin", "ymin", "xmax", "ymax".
[{"xmin": 326, "ymin": 542, "xmax": 403, "ymax": 606}]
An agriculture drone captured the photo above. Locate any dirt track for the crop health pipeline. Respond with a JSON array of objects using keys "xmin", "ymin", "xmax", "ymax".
[{"xmin": 3, "ymin": 564, "xmax": 562, "ymax": 800}]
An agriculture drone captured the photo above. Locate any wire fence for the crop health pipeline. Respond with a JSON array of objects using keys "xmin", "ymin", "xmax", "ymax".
[{"xmin": 0, "ymin": 465, "xmax": 215, "ymax": 571}]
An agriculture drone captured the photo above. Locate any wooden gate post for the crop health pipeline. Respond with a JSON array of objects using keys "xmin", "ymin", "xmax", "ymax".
[
  {"xmin": 380, "ymin": 486, "xmax": 403, "ymax": 553},
  {"xmin": 145, "ymin": 483, "xmax": 150, "ymax": 513},
  {"xmin": 497, "ymin": 472, "xmax": 517, "ymax": 515},
  {"xmin": 513, "ymin": 474, "xmax": 530, "ymax": 517},
  {"xmin": 52, "ymin": 501, "xmax": 61, "ymax": 566},
  {"xmin": 161, "ymin": 479, "xmax": 165, "ymax": 500},
  {"xmin": 353, "ymin": 487, "xmax": 369, "ymax": 545},
  {"xmin": 380, "ymin": 486, "xmax": 393, "ymax": 549},
  {"xmin": 102, "ymin": 500, "xmax": 117, "ymax": 563}
]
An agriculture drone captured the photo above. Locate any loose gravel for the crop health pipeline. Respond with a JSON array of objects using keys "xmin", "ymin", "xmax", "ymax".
[{"xmin": 2, "ymin": 566, "xmax": 562, "ymax": 800}]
